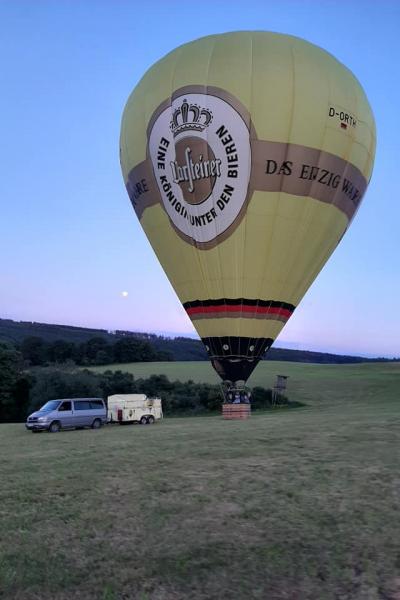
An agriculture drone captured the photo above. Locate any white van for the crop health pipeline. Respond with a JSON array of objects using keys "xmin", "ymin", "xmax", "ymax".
[
  {"xmin": 108, "ymin": 394, "xmax": 162, "ymax": 425},
  {"xmin": 25, "ymin": 398, "xmax": 107, "ymax": 433}
]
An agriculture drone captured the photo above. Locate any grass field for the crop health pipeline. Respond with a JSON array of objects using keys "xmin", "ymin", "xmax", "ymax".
[
  {"xmin": 1, "ymin": 361, "xmax": 400, "ymax": 599},
  {"xmin": 90, "ymin": 360, "xmax": 400, "ymax": 409}
]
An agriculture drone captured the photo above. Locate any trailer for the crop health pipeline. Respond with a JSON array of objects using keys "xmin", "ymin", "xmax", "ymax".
[{"xmin": 107, "ymin": 394, "xmax": 162, "ymax": 425}]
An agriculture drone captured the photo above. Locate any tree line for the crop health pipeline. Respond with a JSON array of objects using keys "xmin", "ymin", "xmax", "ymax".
[
  {"xmin": 3, "ymin": 318, "xmax": 396, "ymax": 364},
  {"xmin": 18, "ymin": 335, "xmax": 173, "ymax": 366},
  {"xmin": 0, "ymin": 343, "xmax": 299, "ymax": 423}
]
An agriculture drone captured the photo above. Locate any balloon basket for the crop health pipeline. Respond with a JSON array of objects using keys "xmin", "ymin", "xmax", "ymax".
[{"xmin": 222, "ymin": 404, "xmax": 251, "ymax": 420}]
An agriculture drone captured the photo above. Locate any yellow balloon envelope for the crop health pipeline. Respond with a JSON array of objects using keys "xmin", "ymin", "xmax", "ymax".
[{"xmin": 120, "ymin": 31, "xmax": 376, "ymax": 385}]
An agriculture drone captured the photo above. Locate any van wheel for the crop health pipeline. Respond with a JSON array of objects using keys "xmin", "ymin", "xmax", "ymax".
[
  {"xmin": 91, "ymin": 419, "xmax": 102, "ymax": 429},
  {"xmin": 147, "ymin": 416, "xmax": 155, "ymax": 424},
  {"xmin": 48, "ymin": 421, "xmax": 61, "ymax": 433},
  {"xmin": 140, "ymin": 416, "xmax": 148, "ymax": 425}
]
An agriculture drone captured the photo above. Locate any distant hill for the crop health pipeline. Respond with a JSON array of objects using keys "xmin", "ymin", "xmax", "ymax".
[
  {"xmin": 0, "ymin": 318, "xmax": 114, "ymax": 345},
  {"xmin": 0, "ymin": 317, "xmax": 395, "ymax": 364}
]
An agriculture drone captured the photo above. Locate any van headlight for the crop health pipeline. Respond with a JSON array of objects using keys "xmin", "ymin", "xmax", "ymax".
[{"xmin": 37, "ymin": 417, "xmax": 47, "ymax": 422}]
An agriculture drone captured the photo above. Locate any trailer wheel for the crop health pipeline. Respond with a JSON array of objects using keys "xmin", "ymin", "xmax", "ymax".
[
  {"xmin": 140, "ymin": 416, "xmax": 148, "ymax": 425},
  {"xmin": 147, "ymin": 415, "xmax": 155, "ymax": 424}
]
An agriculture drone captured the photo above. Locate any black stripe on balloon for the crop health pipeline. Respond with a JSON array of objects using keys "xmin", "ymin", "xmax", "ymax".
[
  {"xmin": 183, "ymin": 299, "xmax": 296, "ymax": 311},
  {"xmin": 201, "ymin": 336, "xmax": 274, "ymax": 360}
]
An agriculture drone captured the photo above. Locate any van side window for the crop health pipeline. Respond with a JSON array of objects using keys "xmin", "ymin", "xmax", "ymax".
[
  {"xmin": 58, "ymin": 401, "xmax": 71, "ymax": 411},
  {"xmin": 74, "ymin": 401, "xmax": 91, "ymax": 410},
  {"xmin": 90, "ymin": 400, "xmax": 104, "ymax": 409}
]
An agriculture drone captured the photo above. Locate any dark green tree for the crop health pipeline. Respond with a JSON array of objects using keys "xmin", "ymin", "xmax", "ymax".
[
  {"xmin": 99, "ymin": 370, "xmax": 136, "ymax": 397},
  {"xmin": 20, "ymin": 336, "xmax": 48, "ymax": 366},
  {"xmin": 28, "ymin": 368, "xmax": 103, "ymax": 412},
  {"xmin": 0, "ymin": 344, "xmax": 29, "ymax": 421},
  {"xmin": 113, "ymin": 338, "xmax": 158, "ymax": 363},
  {"xmin": 10, "ymin": 374, "xmax": 33, "ymax": 421},
  {"xmin": 47, "ymin": 339, "xmax": 75, "ymax": 363},
  {"xmin": 251, "ymin": 386, "xmax": 274, "ymax": 409},
  {"xmin": 82, "ymin": 337, "xmax": 113, "ymax": 364}
]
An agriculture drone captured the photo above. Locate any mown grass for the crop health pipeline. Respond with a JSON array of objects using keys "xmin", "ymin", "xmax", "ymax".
[{"xmin": 1, "ymin": 361, "xmax": 400, "ymax": 599}]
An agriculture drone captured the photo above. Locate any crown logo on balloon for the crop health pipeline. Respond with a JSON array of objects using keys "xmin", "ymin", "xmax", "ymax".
[{"xmin": 170, "ymin": 99, "xmax": 213, "ymax": 137}]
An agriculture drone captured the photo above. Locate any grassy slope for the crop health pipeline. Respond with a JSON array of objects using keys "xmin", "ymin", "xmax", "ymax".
[
  {"xmin": 1, "ymin": 362, "xmax": 400, "ymax": 599},
  {"xmin": 90, "ymin": 360, "xmax": 400, "ymax": 408}
]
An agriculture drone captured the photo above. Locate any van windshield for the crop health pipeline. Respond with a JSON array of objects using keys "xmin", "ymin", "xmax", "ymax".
[{"xmin": 39, "ymin": 400, "xmax": 61, "ymax": 412}]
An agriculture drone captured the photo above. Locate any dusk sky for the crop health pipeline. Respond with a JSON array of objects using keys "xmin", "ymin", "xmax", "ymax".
[{"xmin": 1, "ymin": 1, "xmax": 399, "ymax": 358}]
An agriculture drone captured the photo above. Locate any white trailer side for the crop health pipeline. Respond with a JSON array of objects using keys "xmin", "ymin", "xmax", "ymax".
[{"xmin": 107, "ymin": 394, "xmax": 162, "ymax": 424}]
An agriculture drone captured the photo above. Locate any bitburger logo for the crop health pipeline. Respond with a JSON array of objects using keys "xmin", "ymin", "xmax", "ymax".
[{"xmin": 148, "ymin": 88, "xmax": 252, "ymax": 246}]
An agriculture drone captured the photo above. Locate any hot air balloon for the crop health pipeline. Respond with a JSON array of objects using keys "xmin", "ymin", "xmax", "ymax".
[{"xmin": 120, "ymin": 31, "xmax": 376, "ymax": 395}]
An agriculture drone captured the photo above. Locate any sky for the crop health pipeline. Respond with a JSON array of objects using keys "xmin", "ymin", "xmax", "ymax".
[{"xmin": 0, "ymin": 0, "xmax": 399, "ymax": 358}]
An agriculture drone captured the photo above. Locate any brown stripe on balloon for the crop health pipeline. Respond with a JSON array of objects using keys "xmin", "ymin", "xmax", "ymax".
[
  {"xmin": 127, "ymin": 139, "xmax": 368, "ymax": 223},
  {"xmin": 188, "ymin": 311, "xmax": 289, "ymax": 322},
  {"xmin": 183, "ymin": 298, "xmax": 295, "ymax": 310},
  {"xmin": 250, "ymin": 140, "xmax": 367, "ymax": 220},
  {"xmin": 126, "ymin": 159, "xmax": 161, "ymax": 219}
]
